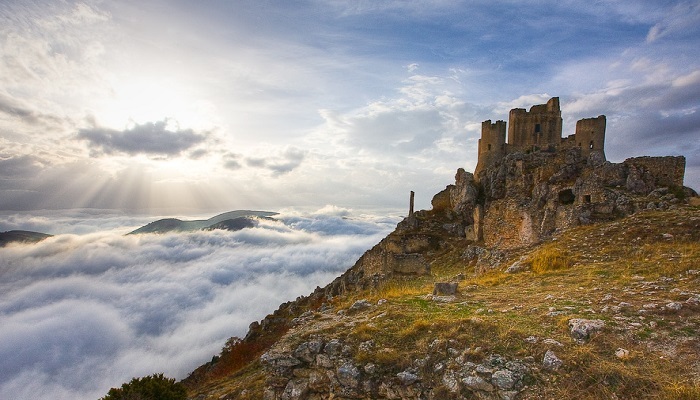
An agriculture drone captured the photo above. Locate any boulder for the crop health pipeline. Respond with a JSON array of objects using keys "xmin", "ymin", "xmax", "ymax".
[
  {"xmin": 281, "ymin": 379, "xmax": 309, "ymax": 400},
  {"xmin": 349, "ymin": 299, "xmax": 372, "ymax": 312},
  {"xmin": 337, "ymin": 362, "xmax": 360, "ymax": 389},
  {"xmin": 462, "ymin": 375, "xmax": 494, "ymax": 392},
  {"xmin": 433, "ymin": 282, "xmax": 458, "ymax": 296},
  {"xmin": 491, "ymin": 369, "xmax": 515, "ymax": 390},
  {"xmin": 568, "ymin": 318, "xmax": 605, "ymax": 342},
  {"xmin": 397, "ymin": 371, "xmax": 419, "ymax": 385},
  {"xmin": 542, "ymin": 350, "xmax": 563, "ymax": 371}
]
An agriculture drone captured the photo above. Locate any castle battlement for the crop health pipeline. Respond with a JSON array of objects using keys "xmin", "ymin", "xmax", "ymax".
[{"xmin": 475, "ymin": 97, "xmax": 606, "ymax": 177}]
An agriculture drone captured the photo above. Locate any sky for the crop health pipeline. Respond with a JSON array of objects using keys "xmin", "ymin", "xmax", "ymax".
[
  {"xmin": 0, "ymin": 208, "xmax": 400, "ymax": 399},
  {"xmin": 0, "ymin": 0, "xmax": 698, "ymax": 216},
  {"xmin": 0, "ymin": 2, "xmax": 699, "ymax": 398}
]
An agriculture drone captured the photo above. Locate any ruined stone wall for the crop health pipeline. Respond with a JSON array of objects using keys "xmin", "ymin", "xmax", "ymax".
[
  {"xmin": 475, "ymin": 98, "xmax": 609, "ymax": 182},
  {"xmin": 453, "ymin": 97, "xmax": 690, "ymax": 250},
  {"xmin": 475, "ymin": 120, "xmax": 506, "ymax": 176},
  {"xmin": 624, "ymin": 156, "xmax": 686, "ymax": 188},
  {"xmin": 507, "ymin": 97, "xmax": 562, "ymax": 152},
  {"xmin": 574, "ymin": 116, "xmax": 606, "ymax": 159},
  {"xmin": 482, "ymin": 199, "xmax": 539, "ymax": 249},
  {"xmin": 478, "ymin": 149, "xmax": 583, "ymax": 248}
]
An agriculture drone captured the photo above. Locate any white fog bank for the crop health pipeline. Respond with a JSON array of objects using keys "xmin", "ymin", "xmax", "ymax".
[{"xmin": 0, "ymin": 209, "xmax": 401, "ymax": 400}]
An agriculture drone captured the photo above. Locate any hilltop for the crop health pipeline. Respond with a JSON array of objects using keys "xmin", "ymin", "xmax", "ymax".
[
  {"xmin": 184, "ymin": 207, "xmax": 699, "ymax": 399},
  {"xmin": 181, "ymin": 98, "xmax": 699, "ymax": 399},
  {"xmin": 128, "ymin": 210, "xmax": 278, "ymax": 235},
  {"xmin": 0, "ymin": 230, "xmax": 52, "ymax": 246}
]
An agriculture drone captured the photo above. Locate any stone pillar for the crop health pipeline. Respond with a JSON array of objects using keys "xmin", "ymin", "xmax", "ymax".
[
  {"xmin": 473, "ymin": 204, "xmax": 483, "ymax": 241},
  {"xmin": 409, "ymin": 191, "xmax": 415, "ymax": 217}
]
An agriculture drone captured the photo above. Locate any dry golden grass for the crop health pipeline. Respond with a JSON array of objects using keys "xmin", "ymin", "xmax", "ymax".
[
  {"xmin": 187, "ymin": 207, "xmax": 700, "ymax": 399},
  {"xmin": 529, "ymin": 243, "xmax": 574, "ymax": 273}
]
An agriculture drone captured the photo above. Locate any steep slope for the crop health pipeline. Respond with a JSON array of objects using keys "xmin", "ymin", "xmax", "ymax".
[
  {"xmin": 181, "ymin": 99, "xmax": 698, "ymax": 399},
  {"xmin": 184, "ymin": 206, "xmax": 700, "ymax": 399}
]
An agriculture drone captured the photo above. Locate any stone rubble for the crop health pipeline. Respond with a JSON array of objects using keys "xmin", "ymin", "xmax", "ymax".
[{"xmin": 260, "ymin": 336, "xmax": 532, "ymax": 400}]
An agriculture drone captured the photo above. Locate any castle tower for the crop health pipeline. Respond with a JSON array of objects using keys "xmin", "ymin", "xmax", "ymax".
[
  {"xmin": 475, "ymin": 119, "xmax": 506, "ymax": 178},
  {"xmin": 507, "ymin": 97, "xmax": 562, "ymax": 152},
  {"xmin": 574, "ymin": 115, "xmax": 606, "ymax": 160}
]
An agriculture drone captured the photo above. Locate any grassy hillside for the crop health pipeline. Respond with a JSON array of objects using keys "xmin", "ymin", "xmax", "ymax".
[{"xmin": 186, "ymin": 207, "xmax": 700, "ymax": 399}]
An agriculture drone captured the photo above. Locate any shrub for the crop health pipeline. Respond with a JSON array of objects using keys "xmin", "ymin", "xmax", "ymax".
[{"xmin": 100, "ymin": 373, "xmax": 186, "ymax": 400}]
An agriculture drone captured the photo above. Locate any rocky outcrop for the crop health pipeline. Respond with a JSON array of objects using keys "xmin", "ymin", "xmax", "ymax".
[
  {"xmin": 322, "ymin": 215, "xmax": 445, "ymax": 297},
  {"xmin": 260, "ymin": 335, "xmax": 531, "ymax": 400},
  {"xmin": 424, "ymin": 148, "xmax": 694, "ymax": 250},
  {"xmin": 321, "ymin": 145, "xmax": 694, "ymax": 294}
]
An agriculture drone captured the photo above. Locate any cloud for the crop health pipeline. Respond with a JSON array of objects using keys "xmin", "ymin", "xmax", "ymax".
[
  {"xmin": 495, "ymin": 94, "xmax": 554, "ymax": 115},
  {"xmin": 77, "ymin": 119, "xmax": 208, "ymax": 157},
  {"xmin": 0, "ymin": 155, "xmax": 44, "ymax": 180},
  {"xmin": 223, "ymin": 153, "xmax": 243, "ymax": 170},
  {"xmin": 0, "ymin": 211, "xmax": 399, "ymax": 400},
  {"xmin": 645, "ymin": 1, "xmax": 700, "ymax": 43},
  {"xmin": 243, "ymin": 147, "xmax": 307, "ymax": 176},
  {"xmin": 311, "ymin": 204, "xmax": 353, "ymax": 217},
  {"xmin": 0, "ymin": 93, "xmax": 39, "ymax": 123}
]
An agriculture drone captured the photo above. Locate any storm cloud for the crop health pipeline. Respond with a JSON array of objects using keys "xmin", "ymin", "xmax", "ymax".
[
  {"xmin": 78, "ymin": 119, "xmax": 208, "ymax": 156},
  {"xmin": 0, "ymin": 210, "xmax": 399, "ymax": 400}
]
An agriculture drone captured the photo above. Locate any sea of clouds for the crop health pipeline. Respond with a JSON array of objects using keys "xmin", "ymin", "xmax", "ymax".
[{"xmin": 0, "ymin": 207, "xmax": 401, "ymax": 400}]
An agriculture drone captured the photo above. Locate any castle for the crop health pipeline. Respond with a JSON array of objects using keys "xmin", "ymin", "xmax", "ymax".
[
  {"xmin": 324, "ymin": 96, "xmax": 690, "ymax": 294},
  {"xmin": 475, "ymin": 97, "xmax": 606, "ymax": 177}
]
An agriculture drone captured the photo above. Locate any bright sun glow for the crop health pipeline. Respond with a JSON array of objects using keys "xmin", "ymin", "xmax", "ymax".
[{"xmin": 98, "ymin": 77, "xmax": 217, "ymax": 131}]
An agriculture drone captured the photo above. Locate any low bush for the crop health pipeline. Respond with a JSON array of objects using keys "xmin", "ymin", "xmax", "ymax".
[{"xmin": 100, "ymin": 373, "xmax": 186, "ymax": 400}]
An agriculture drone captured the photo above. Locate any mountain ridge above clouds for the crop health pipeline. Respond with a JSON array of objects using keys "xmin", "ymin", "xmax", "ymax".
[
  {"xmin": 0, "ymin": 230, "xmax": 53, "ymax": 247},
  {"xmin": 0, "ymin": 210, "xmax": 279, "ymax": 246},
  {"xmin": 127, "ymin": 210, "xmax": 279, "ymax": 235}
]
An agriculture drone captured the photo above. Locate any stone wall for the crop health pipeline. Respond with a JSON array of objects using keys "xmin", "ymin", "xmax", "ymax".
[
  {"xmin": 482, "ymin": 198, "xmax": 539, "ymax": 249},
  {"xmin": 573, "ymin": 115, "xmax": 606, "ymax": 159},
  {"xmin": 475, "ymin": 120, "xmax": 506, "ymax": 176},
  {"xmin": 624, "ymin": 156, "xmax": 686, "ymax": 189},
  {"xmin": 507, "ymin": 97, "xmax": 562, "ymax": 153},
  {"xmin": 324, "ymin": 230, "xmax": 435, "ymax": 297},
  {"xmin": 475, "ymin": 97, "xmax": 609, "ymax": 183}
]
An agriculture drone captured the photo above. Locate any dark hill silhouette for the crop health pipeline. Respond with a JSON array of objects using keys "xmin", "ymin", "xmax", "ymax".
[
  {"xmin": 128, "ymin": 210, "xmax": 278, "ymax": 235},
  {"xmin": 0, "ymin": 230, "xmax": 52, "ymax": 246}
]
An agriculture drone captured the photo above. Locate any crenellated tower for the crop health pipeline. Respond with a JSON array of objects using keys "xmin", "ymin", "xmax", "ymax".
[{"xmin": 475, "ymin": 119, "xmax": 506, "ymax": 177}]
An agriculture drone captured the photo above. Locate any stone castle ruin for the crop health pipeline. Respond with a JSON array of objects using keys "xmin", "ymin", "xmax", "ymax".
[
  {"xmin": 475, "ymin": 97, "xmax": 606, "ymax": 177},
  {"xmin": 324, "ymin": 96, "xmax": 693, "ymax": 296},
  {"xmin": 465, "ymin": 97, "xmax": 687, "ymax": 248}
]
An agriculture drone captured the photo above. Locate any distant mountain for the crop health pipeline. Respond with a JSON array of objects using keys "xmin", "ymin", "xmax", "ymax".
[
  {"xmin": 128, "ymin": 210, "xmax": 278, "ymax": 235},
  {"xmin": 0, "ymin": 230, "xmax": 52, "ymax": 246}
]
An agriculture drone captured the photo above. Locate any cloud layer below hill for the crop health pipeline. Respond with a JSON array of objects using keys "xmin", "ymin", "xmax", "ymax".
[{"xmin": 0, "ymin": 210, "xmax": 399, "ymax": 400}]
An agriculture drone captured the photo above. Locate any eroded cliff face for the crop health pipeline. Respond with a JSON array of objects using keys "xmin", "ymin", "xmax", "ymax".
[
  {"xmin": 447, "ymin": 148, "xmax": 690, "ymax": 249},
  {"xmin": 320, "ymin": 148, "xmax": 693, "ymax": 298}
]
